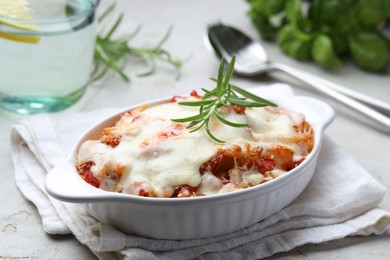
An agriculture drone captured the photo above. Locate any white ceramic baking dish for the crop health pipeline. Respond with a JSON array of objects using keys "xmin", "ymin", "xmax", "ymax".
[{"xmin": 45, "ymin": 95, "xmax": 334, "ymax": 239}]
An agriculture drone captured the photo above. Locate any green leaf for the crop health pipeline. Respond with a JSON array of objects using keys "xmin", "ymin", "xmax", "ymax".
[
  {"xmin": 328, "ymin": 31, "xmax": 350, "ymax": 56},
  {"xmin": 309, "ymin": 0, "xmax": 355, "ymax": 26},
  {"xmin": 247, "ymin": 9, "xmax": 275, "ymax": 40},
  {"xmin": 203, "ymin": 86, "xmax": 217, "ymax": 99},
  {"xmin": 95, "ymin": 44, "xmax": 130, "ymax": 82},
  {"xmin": 277, "ymin": 24, "xmax": 313, "ymax": 61},
  {"xmin": 228, "ymin": 97, "xmax": 269, "ymax": 107},
  {"xmin": 285, "ymin": 0, "xmax": 311, "ymax": 30},
  {"xmin": 231, "ymin": 85, "xmax": 277, "ymax": 106},
  {"xmin": 171, "ymin": 114, "xmax": 203, "ymax": 123},
  {"xmin": 334, "ymin": 8, "xmax": 360, "ymax": 34},
  {"xmin": 97, "ymin": 3, "xmax": 116, "ymax": 23},
  {"xmin": 285, "ymin": 0, "xmax": 302, "ymax": 22},
  {"xmin": 178, "ymin": 99, "xmax": 215, "ymax": 107},
  {"xmin": 186, "ymin": 119, "xmax": 203, "ymax": 129},
  {"xmin": 222, "ymin": 56, "xmax": 235, "ymax": 92},
  {"xmin": 311, "ymin": 34, "xmax": 343, "ymax": 69},
  {"xmin": 246, "ymin": 0, "xmax": 286, "ymax": 16},
  {"xmin": 349, "ymin": 31, "xmax": 389, "ymax": 72},
  {"xmin": 189, "ymin": 120, "xmax": 206, "ymax": 133},
  {"xmin": 246, "ymin": 0, "xmax": 287, "ymax": 40},
  {"xmin": 104, "ymin": 14, "xmax": 123, "ymax": 40},
  {"xmin": 357, "ymin": 0, "xmax": 388, "ymax": 27},
  {"xmin": 205, "ymin": 119, "xmax": 225, "ymax": 143},
  {"xmin": 154, "ymin": 26, "xmax": 173, "ymax": 49},
  {"xmin": 215, "ymin": 111, "xmax": 248, "ymax": 128}
]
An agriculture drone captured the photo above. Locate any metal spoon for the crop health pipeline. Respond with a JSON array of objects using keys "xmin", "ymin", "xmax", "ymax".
[{"xmin": 207, "ymin": 23, "xmax": 390, "ymax": 134}]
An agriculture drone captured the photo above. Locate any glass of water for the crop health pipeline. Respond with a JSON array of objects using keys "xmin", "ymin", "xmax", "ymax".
[{"xmin": 0, "ymin": 0, "xmax": 99, "ymax": 115}]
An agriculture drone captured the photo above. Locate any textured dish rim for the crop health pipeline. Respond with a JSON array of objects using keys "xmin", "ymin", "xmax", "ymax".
[{"xmin": 45, "ymin": 95, "xmax": 335, "ymax": 205}]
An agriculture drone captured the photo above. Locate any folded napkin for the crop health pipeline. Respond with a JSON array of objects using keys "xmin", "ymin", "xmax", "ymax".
[{"xmin": 10, "ymin": 84, "xmax": 390, "ymax": 259}]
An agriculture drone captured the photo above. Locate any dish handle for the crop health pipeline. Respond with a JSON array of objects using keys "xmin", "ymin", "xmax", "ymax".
[
  {"xmin": 44, "ymin": 160, "xmax": 102, "ymax": 202},
  {"xmin": 294, "ymin": 96, "xmax": 335, "ymax": 133}
]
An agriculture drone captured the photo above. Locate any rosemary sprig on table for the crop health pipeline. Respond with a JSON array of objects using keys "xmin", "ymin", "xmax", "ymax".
[
  {"xmin": 92, "ymin": 4, "xmax": 185, "ymax": 82},
  {"xmin": 171, "ymin": 57, "xmax": 277, "ymax": 143}
]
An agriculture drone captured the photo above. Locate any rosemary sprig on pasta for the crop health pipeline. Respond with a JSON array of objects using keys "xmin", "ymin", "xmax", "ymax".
[{"xmin": 171, "ymin": 57, "xmax": 277, "ymax": 143}]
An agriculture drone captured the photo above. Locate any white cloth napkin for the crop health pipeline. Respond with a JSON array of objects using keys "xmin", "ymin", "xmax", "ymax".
[{"xmin": 10, "ymin": 84, "xmax": 390, "ymax": 259}]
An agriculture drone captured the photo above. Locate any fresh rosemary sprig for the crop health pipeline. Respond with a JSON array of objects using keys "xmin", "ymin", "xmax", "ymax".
[
  {"xmin": 92, "ymin": 3, "xmax": 185, "ymax": 82},
  {"xmin": 171, "ymin": 57, "xmax": 277, "ymax": 143}
]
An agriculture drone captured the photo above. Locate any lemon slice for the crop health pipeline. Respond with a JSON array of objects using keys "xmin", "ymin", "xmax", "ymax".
[
  {"xmin": 0, "ymin": 0, "xmax": 40, "ymax": 43},
  {"xmin": 0, "ymin": 31, "xmax": 39, "ymax": 43}
]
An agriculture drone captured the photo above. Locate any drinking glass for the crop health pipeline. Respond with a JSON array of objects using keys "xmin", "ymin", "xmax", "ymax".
[{"xmin": 0, "ymin": 0, "xmax": 99, "ymax": 115}]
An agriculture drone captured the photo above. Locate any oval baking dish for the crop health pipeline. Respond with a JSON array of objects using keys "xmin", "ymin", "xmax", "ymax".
[{"xmin": 45, "ymin": 95, "xmax": 334, "ymax": 239}]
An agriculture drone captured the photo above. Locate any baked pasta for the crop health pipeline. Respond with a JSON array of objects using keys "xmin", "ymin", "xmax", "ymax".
[{"xmin": 76, "ymin": 92, "xmax": 314, "ymax": 198}]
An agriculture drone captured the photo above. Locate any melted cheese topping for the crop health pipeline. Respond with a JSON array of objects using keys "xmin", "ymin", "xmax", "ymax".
[{"xmin": 76, "ymin": 96, "xmax": 314, "ymax": 198}]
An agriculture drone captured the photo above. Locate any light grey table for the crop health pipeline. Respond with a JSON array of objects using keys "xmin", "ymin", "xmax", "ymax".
[{"xmin": 1, "ymin": 0, "xmax": 389, "ymax": 259}]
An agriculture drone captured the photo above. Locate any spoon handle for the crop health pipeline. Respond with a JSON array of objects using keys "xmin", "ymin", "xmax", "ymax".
[
  {"xmin": 273, "ymin": 63, "xmax": 390, "ymax": 116},
  {"xmin": 273, "ymin": 63, "xmax": 390, "ymax": 134}
]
